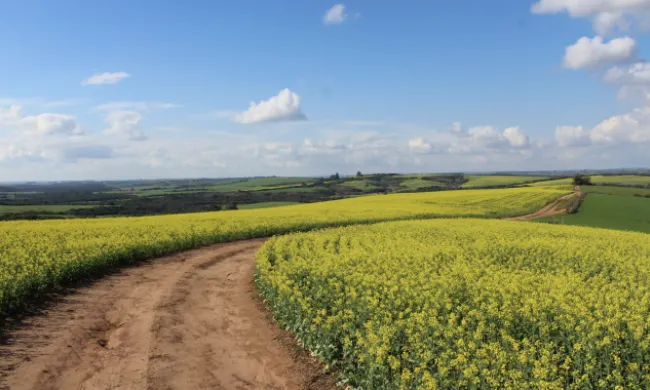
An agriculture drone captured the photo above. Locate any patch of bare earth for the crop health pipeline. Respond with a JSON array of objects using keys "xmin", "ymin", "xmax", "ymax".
[
  {"xmin": 504, "ymin": 188, "xmax": 581, "ymax": 221},
  {"xmin": 0, "ymin": 239, "xmax": 337, "ymax": 390}
]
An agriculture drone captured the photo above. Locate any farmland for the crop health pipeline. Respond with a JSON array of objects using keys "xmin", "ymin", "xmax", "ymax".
[
  {"xmin": 539, "ymin": 194, "xmax": 650, "ymax": 234},
  {"xmin": 591, "ymin": 175, "xmax": 650, "ymax": 186},
  {"xmin": 3, "ymin": 173, "xmax": 650, "ymax": 389},
  {"xmin": 461, "ymin": 175, "xmax": 551, "ymax": 188},
  {"xmin": 580, "ymin": 185, "xmax": 650, "ymax": 197},
  {"xmin": 0, "ymin": 187, "xmax": 565, "ymax": 316},
  {"xmin": 257, "ymin": 219, "xmax": 650, "ymax": 389}
]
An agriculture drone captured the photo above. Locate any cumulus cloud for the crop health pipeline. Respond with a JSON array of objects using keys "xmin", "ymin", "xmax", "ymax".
[
  {"xmin": 591, "ymin": 107, "xmax": 650, "ymax": 143},
  {"xmin": 451, "ymin": 122, "xmax": 464, "ymax": 133},
  {"xmin": 604, "ymin": 62, "xmax": 650, "ymax": 83},
  {"xmin": 21, "ymin": 114, "xmax": 82, "ymax": 135},
  {"xmin": 555, "ymin": 125, "xmax": 592, "ymax": 147},
  {"xmin": 408, "ymin": 125, "xmax": 533, "ymax": 156},
  {"xmin": 563, "ymin": 36, "xmax": 636, "ymax": 69},
  {"xmin": 408, "ymin": 137, "xmax": 433, "ymax": 153},
  {"xmin": 82, "ymin": 72, "xmax": 130, "ymax": 86},
  {"xmin": 0, "ymin": 143, "xmax": 46, "ymax": 162},
  {"xmin": 603, "ymin": 63, "xmax": 650, "ymax": 103},
  {"xmin": 0, "ymin": 105, "xmax": 82, "ymax": 136},
  {"xmin": 532, "ymin": 0, "xmax": 650, "ymax": 34},
  {"xmin": 103, "ymin": 110, "xmax": 146, "ymax": 141},
  {"xmin": 323, "ymin": 4, "xmax": 348, "ymax": 24},
  {"xmin": 503, "ymin": 127, "xmax": 530, "ymax": 148},
  {"xmin": 0, "ymin": 105, "xmax": 23, "ymax": 123},
  {"xmin": 230, "ymin": 89, "xmax": 307, "ymax": 124}
]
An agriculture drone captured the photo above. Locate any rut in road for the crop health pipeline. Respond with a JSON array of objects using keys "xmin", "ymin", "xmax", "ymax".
[{"xmin": 0, "ymin": 239, "xmax": 336, "ymax": 390}]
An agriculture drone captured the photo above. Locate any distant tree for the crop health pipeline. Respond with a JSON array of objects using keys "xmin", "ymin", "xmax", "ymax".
[
  {"xmin": 572, "ymin": 174, "xmax": 592, "ymax": 186},
  {"xmin": 225, "ymin": 202, "xmax": 238, "ymax": 210},
  {"xmin": 356, "ymin": 171, "xmax": 363, "ymax": 177},
  {"xmin": 329, "ymin": 173, "xmax": 340, "ymax": 180}
]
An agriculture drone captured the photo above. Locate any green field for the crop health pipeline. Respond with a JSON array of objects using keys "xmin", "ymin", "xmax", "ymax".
[
  {"xmin": 591, "ymin": 175, "xmax": 650, "ymax": 186},
  {"xmin": 580, "ymin": 185, "xmax": 650, "ymax": 197},
  {"xmin": 238, "ymin": 202, "xmax": 301, "ymax": 209},
  {"xmin": 525, "ymin": 178, "xmax": 573, "ymax": 187},
  {"xmin": 0, "ymin": 204, "xmax": 93, "ymax": 215},
  {"xmin": 399, "ymin": 178, "xmax": 446, "ymax": 190},
  {"xmin": 105, "ymin": 177, "xmax": 319, "ymax": 196},
  {"xmin": 462, "ymin": 175, "xmax": 550, "ymax": 188},
  {"xmin": 340, "ymin": 179, "xmax": 381, "ymax": 191},
  {"xmin": 538, "ymin": 194, "xmax": 650, "ymax": 234}
]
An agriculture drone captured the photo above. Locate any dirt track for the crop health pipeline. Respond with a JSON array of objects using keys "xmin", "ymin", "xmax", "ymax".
[
  {"xmin": 504, "ymin": 190, "xmax": 580, "ymax": 221},
  {"xmin": 0, "ymin": 239, "xmax": 336, "ymax": 390}
]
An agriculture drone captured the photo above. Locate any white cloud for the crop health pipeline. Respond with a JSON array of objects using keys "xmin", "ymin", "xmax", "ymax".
[
  {"xmin": 555, "ymin": 125, "xmax": 592, "ymax": 147},
  {"xmin": 451, "ymin": 122, "xmax": 464, "ymax": 133},
  {"xmin": 21, "ymin": 114, "xmax": 82, "ymax": 135},
  {"xmin": 593, "ymin": 12, "xmax": 628, "ymax": 35},
  {"xmin": 0, "ymin": 105, "xmax": 23, "ymax": 123},
  {"xmin": 604, "ymin": 62, "xmax": 650, "ymax": 83},
  {"xmin": 590, "ymin": 107, "xmax": 650, "ymax": 143},
  {"xmin": 408, "ymin": 137, "xmax": 432, "ymax": 153},
  {"xmin": 95, "ymin": 101, "xmax": 179, "ymax": 112},
  {"xmin": 231, "ymin": 88, "xmax": 307, "ymax": 124},
  {"xmin": 532, "ymin": 0, "xmax": 650, "ymax": 34},
  {"xmin": 563, "ymin": 36, "xmax": 636, "ymax": 69},
  {"xmin": 604, "ymin": 63, "xmax": 650, "ymax": 103},
  {"xmin": 103, "ymin": 110, "xmax": 146, "ymax": 141},
  {"xmin": 323, "ymin": 4, "xmax": 348, "ymax": 24},
  {"xmin": 0, "ymin": 105, "xmax": 82, "ymax": 136},
  {"xmin": 503, "ymin": 127, "xmax": 530, "ymax": 147},
  {"xmin": 82, "ymin": 72, "xmax": 130, "ymax": 86}
]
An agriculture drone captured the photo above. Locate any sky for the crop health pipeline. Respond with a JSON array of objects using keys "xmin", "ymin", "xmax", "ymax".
[{"xmin": 1, "ymin": 0, "xmax": 650, "ymax": 181}]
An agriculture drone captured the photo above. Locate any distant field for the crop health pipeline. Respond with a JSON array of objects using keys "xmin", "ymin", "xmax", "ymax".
[
  {"xmin": 525, "ymin": 178, "xmax": 573, "ymax": 187},
  {"xmin": 591, "ymin": 175, "xmax": 650, "ymax": 186},
  {"xmin": 581, "ymin": 185, "xmax": 650, "ymax": 197},
  {"xmin": 209, "ymin": 177, "xmax": 316, "ymax": 192},
  {"xmin": 0, "ymin": 204, "xmax": 93, "ymax": 215},
  {"xmin": 399, "ymin": 178, "xmax": 446, "ymax": 190},
  {"xmin": 340, "ymin": 180, "xmax": 381, "ymax": 191},
  {"xmin": 238, "ymin": 202, "xmax": 301, "ymax": 209},
  {"xmin": 538, "ymin": 194, "xmax": 650, "ymax": 234},
  {"xmin": 261, "ymin": 186, "xmax": 325, "ymax": 193},
  {"xmin": 462, "ymin": 175, "xmax": 550, "ymax": 188},
  {"xmin": 106, "ymin": 177, "xmax": 319, "ymax": 196}
]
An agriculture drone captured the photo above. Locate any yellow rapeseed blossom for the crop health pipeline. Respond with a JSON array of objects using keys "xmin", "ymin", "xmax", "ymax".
[
  {"xmin": 0, "ymin": 187, "xmax": 563, "ymax": 315},
  {"xmin": 256, "ymin": 219, "xmax": 650, "ymax": 389}
]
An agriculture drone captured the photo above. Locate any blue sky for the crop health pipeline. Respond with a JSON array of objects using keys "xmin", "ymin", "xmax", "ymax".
[{"xmin": 1, "ymin": 0, "xmax": 649, "ymax": 180}]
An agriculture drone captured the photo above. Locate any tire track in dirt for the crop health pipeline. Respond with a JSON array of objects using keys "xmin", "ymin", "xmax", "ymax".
[
  {"xmin": 504, "ymin": 189, "xmax": 581, "ymax": 221},
  {"xmin": 0, "ymin": 239, "xmax": 336, "ymax": 390}
]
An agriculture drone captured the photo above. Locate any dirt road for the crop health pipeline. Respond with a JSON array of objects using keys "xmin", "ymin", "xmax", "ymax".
[
  {"xmin": 0, "ymin": 239, "xmax": 335, "ymax": 390},
  {"xmin": 504, "ymin": 191, "xmax": 579, "ymax": 221}
]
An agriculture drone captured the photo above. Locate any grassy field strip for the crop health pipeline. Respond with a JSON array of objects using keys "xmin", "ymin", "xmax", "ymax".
[
  {"xmin": 580, "ymin": 185, "xmax": 650, "ymax": 197},
  {"xmin": 0, "ymin": 204, "xmax": 94, "ymax": 215},
  {"xmin": 538, "ymin": 193, "xmax": 650, "ymax": 234},
  {"xmin": 0, "ymin": 187, "xmax": 566, "ymax": 316},
  {"xmin": 461, "ymin": 175, "xmax": 551, "ymax": 188}
]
